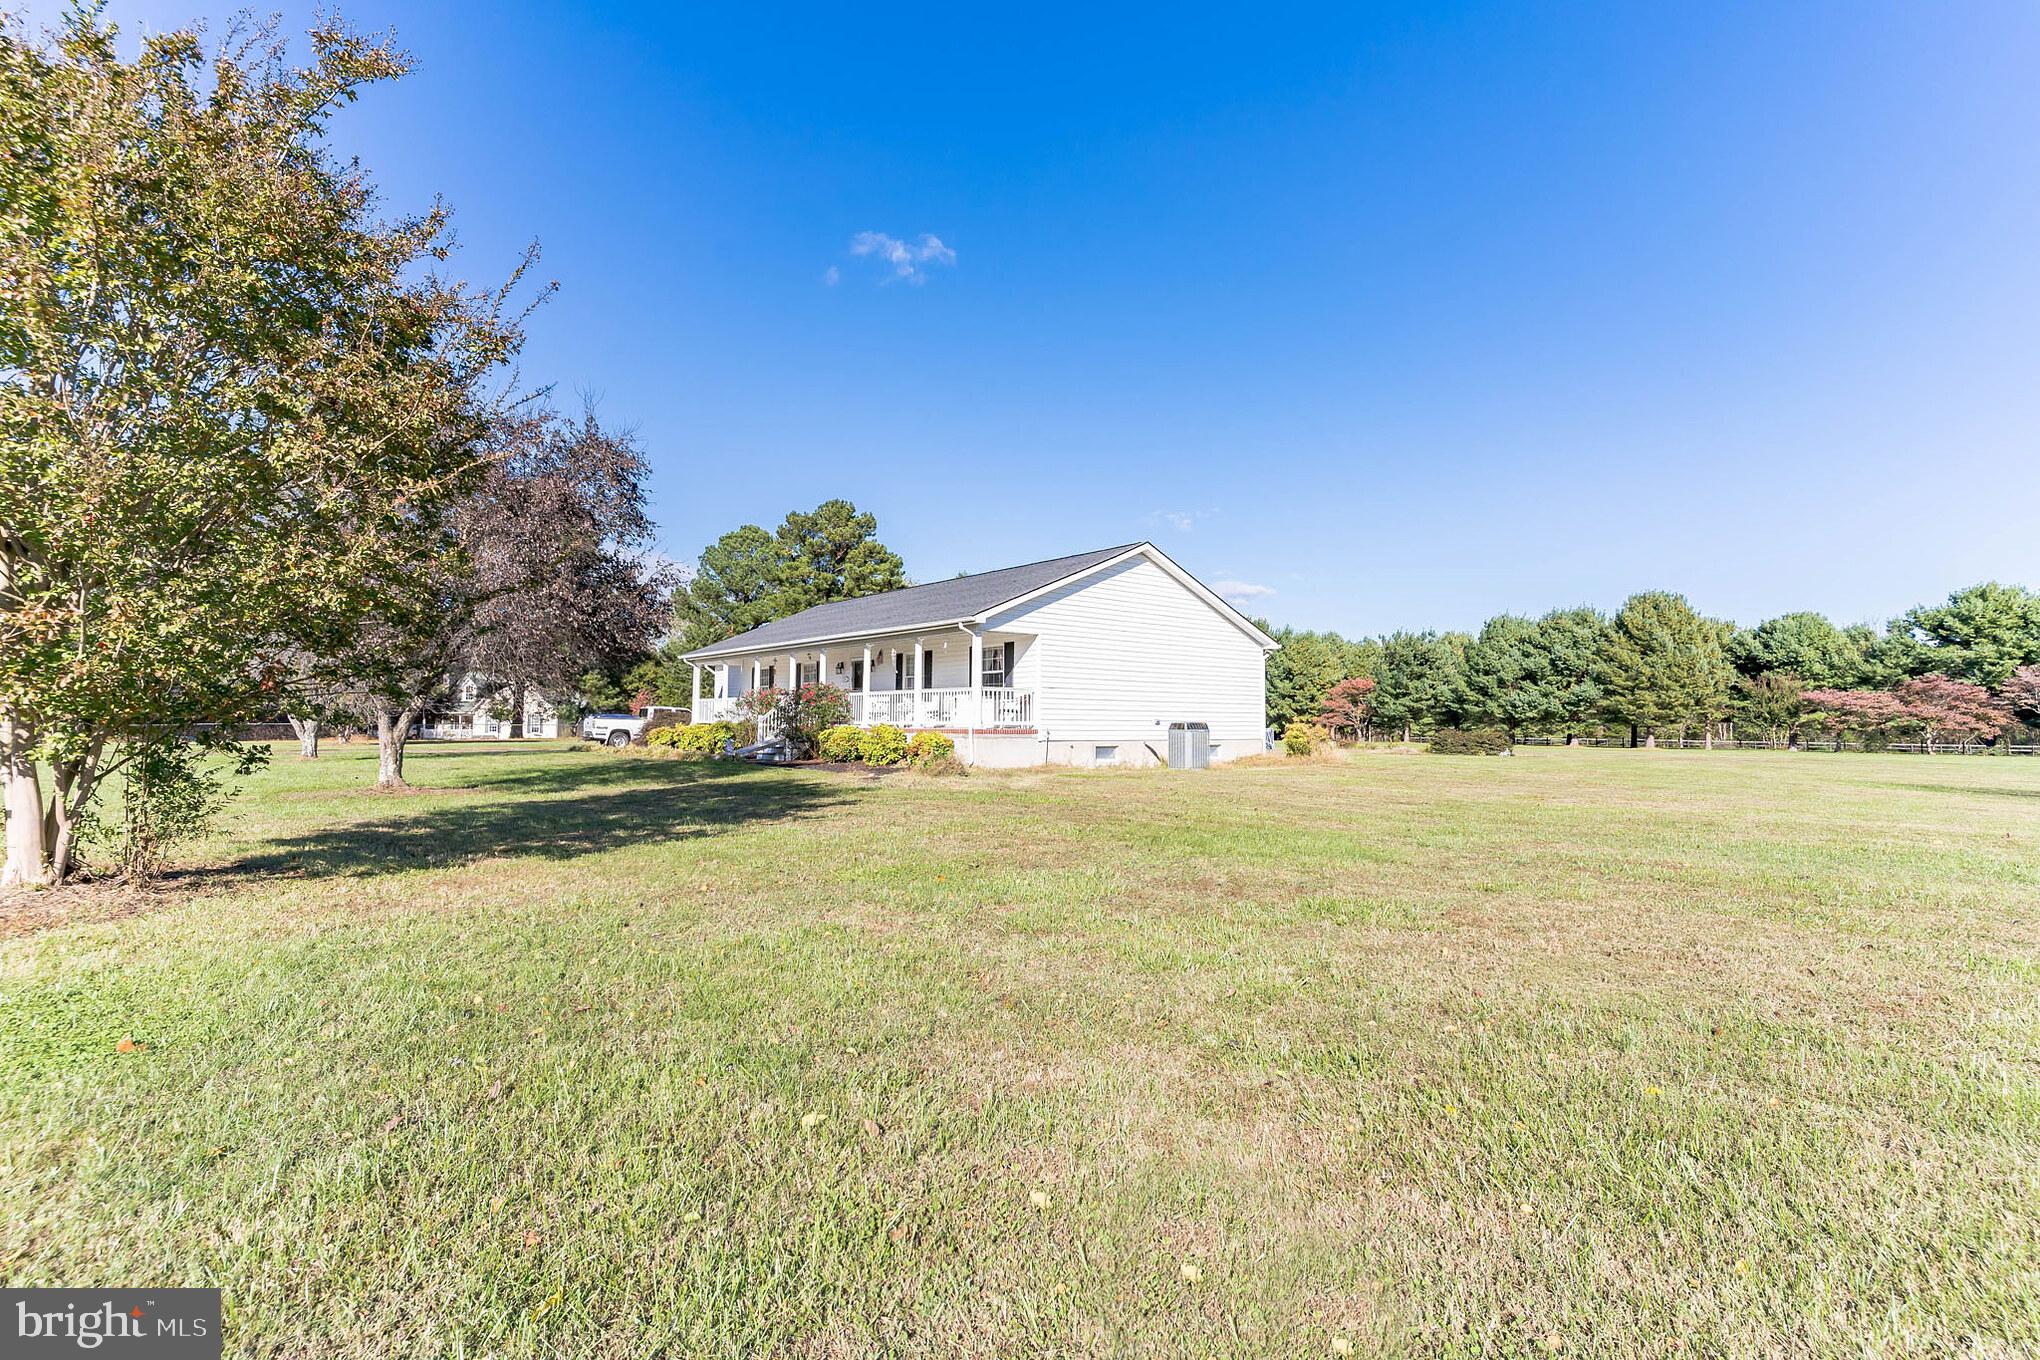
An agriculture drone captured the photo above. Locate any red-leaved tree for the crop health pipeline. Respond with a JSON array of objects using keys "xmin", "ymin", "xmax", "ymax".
[
  {"xmin": 1799, "ymin": 688, "xmax": 1907, "ymax": 748},
  {"xmin": 1893, "ymin": 674, "xmax": 2011, "ymax": 751},
  {"xmin": 1318, "ymin": 676, "xmax": 1378, "ymax": 743},
  {"xmin": 2001, "ymin": 665, "xmax": 2040, "ymax": 725}
]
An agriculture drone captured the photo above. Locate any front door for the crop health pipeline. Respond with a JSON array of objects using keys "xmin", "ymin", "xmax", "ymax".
[{"xmin": 851, "ymin": 660, "xmax": 864, "ymax": 691}]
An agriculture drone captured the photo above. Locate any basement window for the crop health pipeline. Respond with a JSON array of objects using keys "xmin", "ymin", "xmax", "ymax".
[{"xmin": 1094, "ymin": 745, "xmax": 1119, "ymax": 765}]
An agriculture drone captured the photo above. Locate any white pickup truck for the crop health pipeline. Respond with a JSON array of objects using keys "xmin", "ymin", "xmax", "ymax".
[{"xmin": 580, "ymin": 706, "xmax": 687, "ymax": 747}]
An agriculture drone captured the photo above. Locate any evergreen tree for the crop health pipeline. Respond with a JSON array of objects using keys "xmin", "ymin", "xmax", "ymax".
[
  {"xmin": 1896, "ymin": 583, "xmax": 2040, "ymax": 685},
  {"xmin": 1725, "ymin": 612, "xmax": 1868, "ymax": 688},
  {"xmin": 1461, "ymin": 614, "xmax": 1544, "ymax": 735},
  {"xmin": 1594, "ymin": 592, "xmax": 1731, "ymax": 746},
  {"xmin": 1525, "ymin": 607, "xmax": 1609, "ymax": 742},
  {"xmin": 1370, "ymin": 632, "xmax": 1466, "ymax": 741},
  {"xmin": 1262, "ymin": 626, "xmax": 1350, "ymax": 730},
  {"xmin": 674, "ymin": 500, "xmax": 905, "ymax": 652},
  {"xmin": 770, "ymin": 499, "xmax": 909, "ymax": 616}
]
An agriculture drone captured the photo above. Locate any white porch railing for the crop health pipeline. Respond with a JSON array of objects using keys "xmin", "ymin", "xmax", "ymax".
[
  {"xmin": 854, "ymin": 688, "xmax": 1032, "ymax": 729},
  {"xmin": 692, "ymin": 689, "xmax": 1033, "ymax": 730}
]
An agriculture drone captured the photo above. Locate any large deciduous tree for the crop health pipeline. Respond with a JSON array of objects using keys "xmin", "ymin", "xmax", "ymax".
[
  {"xmin": 346, "ymin": 409, "xmax": 672, "ymax": 788},
  {"xmin": 457, "ymin": 409, "xmax": 674, "ymax": 735},
  {"xmin": 0, "ymin": 10, "xmax": 526, "ymax": 885},
  {"xmin": 1594, "ymin": 592, "xmax": 1733, "ymax": 747}
]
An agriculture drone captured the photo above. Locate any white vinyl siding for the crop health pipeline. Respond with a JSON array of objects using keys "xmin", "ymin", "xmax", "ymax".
[{"xmin": 987, "ymin": 555, "xmax": 1266, "ymax": 751}]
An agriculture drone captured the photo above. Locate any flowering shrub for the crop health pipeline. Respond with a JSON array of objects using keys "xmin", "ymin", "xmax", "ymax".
[
  {"xmin": 904, "ymin": 730, "xmax": 955, "ymax": 769},
  {"xmin": 858, "ymin": 724, "xmax": 909, "ymax": 765},
  {"xmin": 817, "ymin": 725, "xmax": 863, "ymax": 762},
  {"xmin": 739, "ymin": 683, "xmax": 851, "ymax": 757}
]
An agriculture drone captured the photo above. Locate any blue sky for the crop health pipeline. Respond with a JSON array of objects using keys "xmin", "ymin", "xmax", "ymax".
[{"xmin": 33, "ymin": 2, "xmax": 2040, "ymax": 634}]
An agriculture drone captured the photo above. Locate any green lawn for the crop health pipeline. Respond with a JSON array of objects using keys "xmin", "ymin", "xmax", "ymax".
[{"xmin": 3, "ymin": 742, "xmax": 2037, "ymax": 1357}]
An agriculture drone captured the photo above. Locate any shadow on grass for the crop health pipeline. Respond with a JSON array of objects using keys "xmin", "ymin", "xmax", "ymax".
[
  {"xmin": 224, "ymin": 758, "xmax": 852, "ymax": 881},
  {"xmin": 1884, "ymin": 781, "xmax": 2040, "ymax": 801}
]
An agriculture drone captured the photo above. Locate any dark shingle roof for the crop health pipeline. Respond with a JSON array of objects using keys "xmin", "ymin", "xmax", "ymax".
[{"xmin": 681, "ymin": 544, "xmax": 1141, "ymax": 659}]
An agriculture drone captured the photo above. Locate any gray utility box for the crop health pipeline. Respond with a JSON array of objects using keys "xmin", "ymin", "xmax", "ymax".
[{"xmin": 1166, "ymin": 721, "xmax": 1211, "ymax": 770}]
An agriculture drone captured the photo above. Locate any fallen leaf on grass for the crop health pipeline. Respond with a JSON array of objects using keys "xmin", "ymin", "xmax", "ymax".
[{"xmin": 114, "ymin": 1036, "xmax": 139, "ymax": 1054}]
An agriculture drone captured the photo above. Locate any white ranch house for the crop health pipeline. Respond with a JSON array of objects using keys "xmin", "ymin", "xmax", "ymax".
[{"xmin": 682, "ymin": 543, "xmax": 1278, "ymax": 768}]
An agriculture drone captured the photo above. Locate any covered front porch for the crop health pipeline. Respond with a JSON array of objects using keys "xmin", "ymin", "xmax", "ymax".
[{"xmin": 690, "ymin": 628, "xmax": 1037, "ymax": 733}]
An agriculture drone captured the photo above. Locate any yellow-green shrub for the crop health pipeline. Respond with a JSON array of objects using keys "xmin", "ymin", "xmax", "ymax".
[
  {"xmin": 817, "ymin": 725, "xmax": 862, "ymax": 762},
  {"xmin": 859, "ymin": 724, "xmax": 909, "ymax": 765},
  {"xmin": 1282, "ymin": 721, "xmax": 1328, "ymax": 756},
  {"xmin": 904, "ymin": 730, "xmax": 956, "ymax": 770},
  {"xmin": 648, "ymin": 721, "xmax": 742, "ymax": 755}
]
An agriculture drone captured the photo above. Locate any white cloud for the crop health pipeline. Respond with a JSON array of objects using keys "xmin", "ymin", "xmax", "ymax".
[
  {"xmin": 848, "ymin": 230, "xmax": 956, "ymax": 284},
  {"xmin": 1147, "ymin": 507, "xmax": 1217, "ymax": 533},
  {"xmin": 823, "ymin": 265, "xmax": 840, "ymax": 287},
  {"xmin": 1211, "ymin": 579, "xmax": 1276, "ymax": 603}
]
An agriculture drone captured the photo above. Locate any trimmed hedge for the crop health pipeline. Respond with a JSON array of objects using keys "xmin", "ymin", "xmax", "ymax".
[
  {"xmin": 1426, "ymin": 726, "xmax": 1513, "ymax": 756},
  {"xmin": 859, "ymin": 724, "xmax": 909, "ymax": 766},
  {"xmin": 817, "ymin": 725, "xmax": 863, "ymax": 763}
]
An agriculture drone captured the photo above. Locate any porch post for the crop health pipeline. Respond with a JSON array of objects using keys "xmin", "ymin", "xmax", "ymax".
[
  {"xmin": 862, "ymin": 643, "xmax": 873, "ymax": 725},
  {"xmin": 818, "ymin": 650, "xmax": 828, "ymax": 692},
  {"xmin": 913, "ymin": 640, "xmax": 925, "ymax": 728},
  {"xmin": 968, "ymin": 629, "xmax": 983, "ymax": 765},
  {"xmin": 691, "ymin": 663, "xmax": 701, "ymax": 717},
  {"xmin": 751, "ymin": 659, "xmax": 760, "ymax": 692}
]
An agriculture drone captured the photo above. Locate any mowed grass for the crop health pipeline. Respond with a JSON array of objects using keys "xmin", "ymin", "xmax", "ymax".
[{"xmin": 2, "ymin": 743, "xmax": 2037, "ymax": 1357}]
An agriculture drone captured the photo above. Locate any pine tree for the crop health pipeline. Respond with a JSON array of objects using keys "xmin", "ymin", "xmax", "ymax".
[{"xmin": 1594, "ymin": 592, "xmax": 1731, "ymax": 746}]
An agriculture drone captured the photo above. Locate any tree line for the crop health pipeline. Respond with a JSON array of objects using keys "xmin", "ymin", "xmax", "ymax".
[{"xmin": 1262, "ymin": 582, "xmax": 2040, "ymax": 750}]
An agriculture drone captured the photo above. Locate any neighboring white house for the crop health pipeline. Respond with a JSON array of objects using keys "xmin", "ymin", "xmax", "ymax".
[
  {"xmin": 417, "ymin": 672, "xmax": 560, "ymax": 740},
  {"xmin": 681, "ymin": 542, "xmax": 1278, "ymax": 768}
]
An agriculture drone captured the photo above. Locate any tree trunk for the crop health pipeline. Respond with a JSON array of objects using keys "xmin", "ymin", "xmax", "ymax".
[
  {"xmin": 510, "ymin": 681, "xmax": 526, "ymax": 739},
  {"xmin": 377, "ymin": 702, "xmax": 424, "ymax": 788},
  {"xmin": 288, "ymin": 714, "xmax": 322, "ymax": 759},
  {"xmin": 1401, "ymin": 720, "xmax": 1412, "ymax": 743},
  {"xmin": 1643, "ymin": 729, "xmax": 1657, "ymax": 749},
  {"xmin": 1703, "ymin": 723, "xmax": 1714, "ymax": 750},
  {"xmin": 1629, "ymin": 724, "xmax": 1638, "ymax": 748},
  {"xmin": 1, "ymin": 715, "xmax": 51, "ymax": 889}
]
